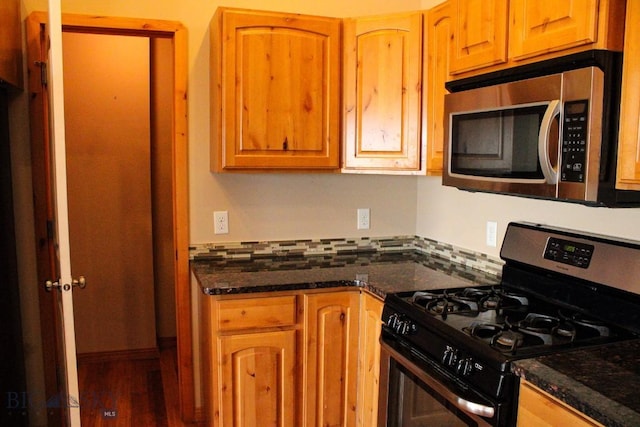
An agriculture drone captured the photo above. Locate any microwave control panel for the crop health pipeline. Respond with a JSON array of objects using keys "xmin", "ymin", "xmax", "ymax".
[{"xmin": 560, "ymin": 100, "xmax": 589, "ymax": 183}]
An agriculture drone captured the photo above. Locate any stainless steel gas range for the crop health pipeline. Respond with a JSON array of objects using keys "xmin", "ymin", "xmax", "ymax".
[{"xmin": 378, "ymin": 222, "xmax": 640, "ymax": 426}]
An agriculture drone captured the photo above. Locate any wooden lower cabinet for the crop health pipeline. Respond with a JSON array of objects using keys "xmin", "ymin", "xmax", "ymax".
[
  {"xmin": 218, "ymin": 330, "xmax": 296, "ymax": 427},
  {"xmin": 201, "ymin": 289, "xmax": 381, "ymax": 427},
  {"xmin": 303, "ymin": 291, "xmax": 361, "ymax": 427},
  {"xmin": 356, "ymin": 293, "xmax": 384, "ymax": 427},
  {"xmin": 517, "ymin": 380, "xmax": 603, "ymax": 427}
]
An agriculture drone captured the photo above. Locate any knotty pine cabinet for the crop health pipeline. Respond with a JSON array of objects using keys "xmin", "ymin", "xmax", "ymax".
[
  {"xmin": 201, "ymin": 294, "xmax": 298, "ymax": 427},
  {"xmin": 210, "ymin": 8, "xmax": 341, "ymax": 171},
  {"xmin": 517, "ymin": 380, "xmax": 603, "ymax": 427},
  {"xmin": 303, "ymin": 291, "xmax": 360, "ymax": 426},
  {"xmin": 356, "ymin": 293, "xmax": 384, "ymax": 427},
  {"xmin": 424, "ymin": 2, "xmax": 454, "ymax": 176},
  {"xmin": 449, "ymin": 0, "xmax": 508, "ymax": 75},
  {"xmin": 449, "ymin": 0, "xmax": 625, "ymax": 77},
  {"xmin": 0, "ymin": 0, "xmax": 23, "ymax": 89},
  {"xmin": 200, "ymin": 289, "xmax": 384, "ymax": 427},
  {"xmin": 616, "ymin": 0, "xmax": 640, "ymax": 190},
  {"xmin": 509, "ymin": 0, "xmax": 624, "ymax": 62},
  {"xmin": 342, "ymin": 13, "xmax": 424, "ymax": 174}
]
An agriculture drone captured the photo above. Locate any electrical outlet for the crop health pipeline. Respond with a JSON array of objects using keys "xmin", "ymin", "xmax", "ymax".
[
  {"xmin": 486, "ymin": 221, "xmax": 497, "ymax": 247},
  {"xmin": 357, "ymin": 208, "xmax": 370, "ymax": 230},
  {"xmin": 214, "ymin": 211, "xmax": 229, "ymax": 234}
]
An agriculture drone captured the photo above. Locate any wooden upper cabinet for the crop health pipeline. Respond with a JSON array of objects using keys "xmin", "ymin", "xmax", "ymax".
[
  {"xmin": 509, "ymin": 0, "xmax": 624, "ymax": 61},
  {"xmin": 0, "ymin": 0, "xmax": 23, "ymax": 89},
  {"xmin": 449, "ymin": 0, "xmax": 508, "ymax": 75},
  {"xmin": 210, "ymin": 8, "xmax": 341, "ymax": 171},
  {"xmin": 424, "ymin": 2, "xmax": 454, "ymax": 176},
  {"xmin": 617, "ymin": 0, "xmax": 640, "ymax": 190},
  {"xmin": 342, "ymin": 13, "xmax": 424, "ymax": 173}
]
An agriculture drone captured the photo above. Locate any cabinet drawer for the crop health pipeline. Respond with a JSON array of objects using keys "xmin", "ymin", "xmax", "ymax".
[{"xmin": 216, "ymin": 295, "xmax": 297, "ymax": 331}]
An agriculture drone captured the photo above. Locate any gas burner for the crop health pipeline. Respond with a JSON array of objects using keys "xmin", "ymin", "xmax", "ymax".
[
  {"xmin": 410, "ymin": 291, "xmax": 440, "ymax": 305},
  {"xmin": 492, "ymin": 330, "xmax": 525, "ymax": 352},
  {"xmin": 463, "ymin": 322, "xmax": 504, "ymax": 339},
  {"xmin": 559, "ymin": 310, "xmax": 611, "ymax": 337},
  {"xmin": 499, "ymin": 291, "xmax": 530, "ymax": 308}
]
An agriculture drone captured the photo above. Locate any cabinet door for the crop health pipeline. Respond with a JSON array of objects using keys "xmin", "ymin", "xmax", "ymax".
[
  {"xmin": 356, "ymin": 293, "xmax": 383, "ymax": 427},
  {"xmin": 218, "ymin": 330, "xmax": 296, "ymax": 427},
  {"xmin": 517, "ymin": 380, "xmax": 602, "ymax": 427},
  {"xmin": 424, "ymin": 2, "xmax": 453, "ymax": 175},
  {"xmin": 0, "ymin": 0, "xmax": 22, "ymax": 88},
  {"xmin": 449, "ymin": 0, "xmax": 508, "ymax": 75},
  {"xmin": 509, "ymin": 0, "xmax": 599, "ymax": 61},
  {"xmin": 343, "ymin": 13, "xmax": 423, "ymax": 173},
  {"xmin": 617, "ymin": 0, "xmax": 640, "ymax": 190},
  {"xmin": 304, "ymin": 291, "xmax": 360, "ymax": 427},
  {"xmin": 211, "ymin": 8, "xmax": 341, "ymax": 171}
]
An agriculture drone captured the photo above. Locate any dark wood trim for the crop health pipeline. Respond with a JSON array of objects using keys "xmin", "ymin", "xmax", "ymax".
[
  {"xmin": 158, "ymin": 336, "xmax": 177, "ymax": 350},
  {"xmin": 77, "ymin": 347, "xmax": 160, "ymax": 364},
  {"xmin": 27, "ymin": 11, "xmax": 192, "ymax": 423}
]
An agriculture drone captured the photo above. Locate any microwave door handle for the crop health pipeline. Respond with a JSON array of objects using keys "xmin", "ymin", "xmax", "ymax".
[{"xmin": 538, "ymin": 100, "xmax": 561, "ymax": 184}]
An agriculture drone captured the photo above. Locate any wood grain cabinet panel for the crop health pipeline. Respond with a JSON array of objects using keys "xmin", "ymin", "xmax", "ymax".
[
  {"xmin": 517, "ymin": 380, "xmax": 603, "ymax": 427},
  {"xmin": 617, "ymin": 0, "xmax": 640, "ymax": 190},
  {"xmin": 342, "ymin": 13, "xmax": 424, "ymax": 173},
  {"xmin": 0, "ymin": 0, "xmax": 23, "ymax": 89},
  {"xmin": 449, "ymin": 0, "xmax": 508, "ymax": 75},
  {"xmin": 356, "ymin": 293, "xmax": 383, "ymax": 427},
  {"xmin": 218, "ymin": 330, "xmax": 296, "ymax": 427},
  {"xmin": 424, "ymin": 2, "xmax": 454, "ymax": 176},
  {"xmin": 510, "ymin": 0, "xmax": 599, "ymax": 60},
  {"xmin": 210, "ymin": 8, "xmax": 341, "ymax": 171},
  {"xmin": 304, "ymin": 291, "xmax": 360, "ymax": 427}
]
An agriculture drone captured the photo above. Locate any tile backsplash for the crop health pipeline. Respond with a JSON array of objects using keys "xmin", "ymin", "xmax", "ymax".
[{"xmin": 190, "ymin": 235, "xmax": 503, "ymax": 278}]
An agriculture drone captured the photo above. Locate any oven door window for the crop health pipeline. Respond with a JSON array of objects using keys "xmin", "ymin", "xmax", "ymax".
[
  {"xmin": 450, "ymin": 104, "xmax": 554, "ymax": 179},
  {"xmin": 387, "ymin": 360, "xmax": 481, "ymax": 427}
]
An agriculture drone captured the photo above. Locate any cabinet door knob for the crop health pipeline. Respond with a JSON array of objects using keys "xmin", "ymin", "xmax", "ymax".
[{"xmin": 283, "ymin": 137, "xmax": 288, "ymax": 151}]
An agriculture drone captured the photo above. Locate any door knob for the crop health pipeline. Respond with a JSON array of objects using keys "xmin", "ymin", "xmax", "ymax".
[{"xmin": 45, "ymin": 276, "xmax": 87, "ymax": 292}]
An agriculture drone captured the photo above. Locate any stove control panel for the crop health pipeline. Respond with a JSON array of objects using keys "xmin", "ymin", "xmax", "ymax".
[
  {"xmin": 386, "ymin": 313, "xmax": 417, "ymax": 336},
  {"xmin": 442, "ymin": 345, "xmax": 484, "ymax": 377},
  {"xmin": 544, "ymin": 237, "xmax": 594, "ymax": 268}
]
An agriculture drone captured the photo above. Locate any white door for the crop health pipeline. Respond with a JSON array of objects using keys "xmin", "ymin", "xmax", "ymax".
[{"xmin": 46, "ymin": 0, "xmax": 81, "ymax": 425}]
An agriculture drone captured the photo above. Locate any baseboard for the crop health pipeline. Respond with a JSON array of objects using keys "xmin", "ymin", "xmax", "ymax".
[
  {"xmin": 157, "ymin": 336, "xmax": 177, "ymax": 350},
  {"xmin": 77, "ymin": 347, "xmax": 159, "ymax": 364}
]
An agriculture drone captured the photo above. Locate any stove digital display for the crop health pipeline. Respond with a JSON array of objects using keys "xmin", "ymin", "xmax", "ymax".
[{"xmin": 544, "ymin": 237, "xmax": 594, "ymax": 268}]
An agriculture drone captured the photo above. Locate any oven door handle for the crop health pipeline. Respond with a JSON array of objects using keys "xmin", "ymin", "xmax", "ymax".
[{"xmin": 381, "ymin": 340, "xmax": 496, "ymax": 419}]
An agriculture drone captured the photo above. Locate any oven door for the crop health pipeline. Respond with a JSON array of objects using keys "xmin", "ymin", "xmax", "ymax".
[{"xmin": 378, "ymin": 339, "xmax": 508, "ymax": 427}]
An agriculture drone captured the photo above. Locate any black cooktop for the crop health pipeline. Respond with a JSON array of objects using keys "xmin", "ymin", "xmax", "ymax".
[{"xmin": 388, "ymin": 284, "xmax": 636, "ymax": 360}]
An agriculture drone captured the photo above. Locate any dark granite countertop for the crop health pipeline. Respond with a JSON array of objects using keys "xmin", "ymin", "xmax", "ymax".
[
  {"xmin": 191, "ymin": 251, "xmax": 500, "ymax": 298},
  {"xmin": 513, "ymin": 339, "xmax": 640, "ymax": 427}
]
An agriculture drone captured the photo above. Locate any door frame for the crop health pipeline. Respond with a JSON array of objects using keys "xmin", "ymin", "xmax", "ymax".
[{"xmin": 26, "ymin": 12, "xmax": 193, "ymax": 421}]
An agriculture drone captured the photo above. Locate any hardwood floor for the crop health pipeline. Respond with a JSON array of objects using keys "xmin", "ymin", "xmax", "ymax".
[{"xmin": 78, "ymin": 346, "xmax": 202, "ymax": 427}]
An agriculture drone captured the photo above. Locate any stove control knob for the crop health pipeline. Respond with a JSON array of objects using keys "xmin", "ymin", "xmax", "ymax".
[
  {"xmin": 398, "ymin": 320, "xmax": 416, "ymax": 335},
  {"xmin": 457, "ymin": 358, "xmax": 474, "ymax": 376},
  {"xmin": 387, "ymin": 314, "xmax": 399, "ymax": 329},
  {"xmin": 442, "ymin": 346, "xmax": 458, "ymax": 367}
]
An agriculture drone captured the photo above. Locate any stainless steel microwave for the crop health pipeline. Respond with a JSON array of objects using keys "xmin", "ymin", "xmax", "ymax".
[{"xmin": 443, "ymin": 50, "xmax": 640, "ymax": 207}]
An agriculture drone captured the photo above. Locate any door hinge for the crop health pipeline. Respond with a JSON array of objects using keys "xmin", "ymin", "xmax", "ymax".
[{"xmin": 35, "ymin": 61, "xmax": 47, "ymax": 87}]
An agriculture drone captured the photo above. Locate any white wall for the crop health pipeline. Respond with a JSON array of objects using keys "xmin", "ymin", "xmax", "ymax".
[{"xmin": 416, "ymin": 177, "xmax": 640, "ymax": 258}]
